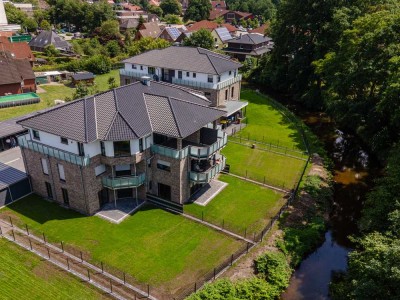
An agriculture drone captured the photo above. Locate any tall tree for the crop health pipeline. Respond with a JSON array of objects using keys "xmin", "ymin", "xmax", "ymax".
[
  {"xmin": 183, "ymin": 28, "xmax": 214, "ymax": 49},
  {"xmin": 160, "ymin": 0, "xmax": 182, "ymax": 16},
  {"xmin": 184, "ymin": 0, "xmax": 212, "ymax": 21}
]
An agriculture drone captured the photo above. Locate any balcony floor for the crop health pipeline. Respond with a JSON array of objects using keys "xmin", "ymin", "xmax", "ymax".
[
  {"xmin": 96, "ymin": 198, "xmax": 145, "ymax": 224},
  {"xmin": 189, "ymin": 179, "xmax": 228, "ymax": 206}
]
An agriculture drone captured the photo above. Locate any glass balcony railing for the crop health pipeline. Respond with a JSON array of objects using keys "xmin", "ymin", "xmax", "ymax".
[
  {"xmin": 189, "ymin": 131, "xmax": 227, "ymax": 159},
  {"xmin": 189, "ymin": 156, "xmax": 226, "ymax": 183},
  {"xmin": 151, "ymin": 144, "xmax": 189, "ymax": 160},
  {"xmin": 120, "ymin": 69, "xmax": 152, "ymax": 79},
  {"xmin": 171, "ymin": 77, "xmax": 214, "ymax": 89},
  {"xmin": 216, "ymin": 74, "xmax": 242, "ymax": 90},
  {"xmin": 17, "ymin": 135, "xmax": 90, "ymax": 166},
  {"xmin": 102, "ymin": 173, "xmax": 146, "ymax": 189}
]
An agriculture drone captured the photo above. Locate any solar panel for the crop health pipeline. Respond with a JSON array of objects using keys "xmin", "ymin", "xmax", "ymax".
[
  {"xmin": 167, "ymin": 27, "xmax": 181, "ymax": 40},
  {"xmin": 215, "ymin": 27, "xmax": 232, "ymax": 42}
]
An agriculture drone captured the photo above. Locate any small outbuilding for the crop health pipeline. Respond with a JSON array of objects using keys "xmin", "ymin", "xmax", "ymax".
[{"xmin": 71, "ymin": 72, "xmax": 95, "ymax": 86}]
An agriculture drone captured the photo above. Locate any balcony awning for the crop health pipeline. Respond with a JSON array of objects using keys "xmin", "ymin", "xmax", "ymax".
[{"xmin": 220, "ymin": 100, "xmax": 248, "ymax": 117}]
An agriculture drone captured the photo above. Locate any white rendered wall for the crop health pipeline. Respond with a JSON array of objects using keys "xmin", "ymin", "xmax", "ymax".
[{"xmin": 0, "ymin": 0, "xmax": 8, "ymax": 25}]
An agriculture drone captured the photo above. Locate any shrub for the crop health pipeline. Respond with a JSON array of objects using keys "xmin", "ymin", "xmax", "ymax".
[
  {"xmin": 84, "ymin": 55, "xmax": 112, "ymax": 74},
  {"xmin": 255, "ymin": 251, "xmax": 291, "ymax": 290}
]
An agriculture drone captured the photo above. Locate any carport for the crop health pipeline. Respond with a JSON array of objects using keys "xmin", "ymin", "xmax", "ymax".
[{"xmin": 0, "ymin": 162, "xmax": 31, "ymax": 207}]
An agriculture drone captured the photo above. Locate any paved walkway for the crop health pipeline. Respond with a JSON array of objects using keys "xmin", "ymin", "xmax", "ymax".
[
  {"xmin": 190, "ymin": 180, "xmax": 227, "ymax": 206},
  {"xmin": 224, "ymin": 123, "xmax": 247, "ymax": 136},
  {"xmin": 0, "ymin": 220, "xmax": 157, "ymax": 300},
  {"xmin": 96, "ymin": 199, "xmax": 145, "ymax": 224}
]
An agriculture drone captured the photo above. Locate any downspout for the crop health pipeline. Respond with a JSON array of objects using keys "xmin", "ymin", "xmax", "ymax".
[{"xmin": 79, "ymin": 165, "xmax": 90, "ymax": 214}]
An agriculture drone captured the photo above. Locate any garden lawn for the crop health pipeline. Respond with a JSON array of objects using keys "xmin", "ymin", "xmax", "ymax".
[
  {"xmin": 185, "ymin": 174, "xmax": 285, "ymax": 235},
  {"xmin": 0, "ymin": 239, "xmax": 108, "ymax": 300},
  {"xmin": 1, "ymin": 195, "xmax": 243, "ymax": 295},
  {"xmin": 238, "ymin": 90, "xmax": 305, "ymax": 151},
  {"xmin": 222, "ymin": 143, "xmax": 306, "ymax": 188},
  {"xmin": 0, "ymin": 70, "xmax": 119, "ymax": 121}
]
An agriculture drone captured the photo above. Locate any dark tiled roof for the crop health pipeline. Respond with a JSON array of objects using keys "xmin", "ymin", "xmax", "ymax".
[
  {"xmin": 18, "ymin": 81, "xmax": 225, "ymax": 142},
  {"xmin": 0, "ymin": 55, "xmax": 34, "ymax": 85},
  {"xmin": 227, "ymin": 33, "xmax": 272, "ymax": 45},
  {"xmin": 123, "ymin": 46, "xmax": 241, "ymax": 75},
  {"xmin": 28, "ymin": 30, "xmax": 71, "ymax": 51},
  {"xmin": 71, "ymin": 72, "xmax": 94, "ymax": 81},
  {"xmin": 14, "ymin": 59, "xmax": 35, "ymax": 80},
  {"xmin": 0, "ymin": 162, "xmax": 27, "ymax": 190},
  {"xmin": 120, "ymin": 18, "xmax": 139, "ymax": 29}
]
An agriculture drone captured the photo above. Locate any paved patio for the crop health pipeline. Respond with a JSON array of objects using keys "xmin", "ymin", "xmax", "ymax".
[
  {"xmin": 224, "ymin": 122, "xmax": 247, "ymax": 136},
  {"xmin": 96, "ymin": 198, "xmax": 145, "ymax": 224},
  {"xmin": 190, "ymin": 179, "xmax": 228, "ymax": 206}
]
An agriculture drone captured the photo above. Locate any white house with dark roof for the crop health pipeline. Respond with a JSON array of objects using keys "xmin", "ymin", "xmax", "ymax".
[
  {"xmin": 17, "ymin": 79, "xmax": 229, "ymax": 216},
  {"xmin": 120, "ymin": 46, "xmax": 247, "ymax": 127}
]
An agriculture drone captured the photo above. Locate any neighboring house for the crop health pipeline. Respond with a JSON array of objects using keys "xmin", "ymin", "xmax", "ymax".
[
  {"xmin": 71, "ymin": 72, "xmax": 95, "ymax": 86},
  {"xmin": 148, "ymin": 0, "xmax": 160, "ymax": 6},
  {"xmin": 211, "ymin": 1, "xmax": 227, "ymax": 10},
  {"xmin": 120, "ymin": 46, "xmax": 247, "ymax": 126},
  {"xmin": 158, "ymin": 26, "xmax": 184, "ymax": 43},
  {"xmin": 17, "ymin": 79, "xmax": 229, "ymax": 215},
  {"xmin": 0, "ymin": 0, "xmax": 21, "ymax": 34},
  {"xmin": 211, "ymin": 26, "xmax": 232, "ymax": 49},
  {"xmin": 0, "ymin": 36, "xmax": 35, "ymax": 65},
  {"xmin": 0, "ymin": 54, "xmax": 36, "ymax": 95},
  {"xmin": 11, "ymin": 3, "xmax": 34, "ymax": 17},
  {"xmin": 136, "ymin": 22, "xmax": 161, "ymax": 40},
  {"xmin": 175, "ymin": 31, "xmax": 192, "ymax": 44},
  {"xmin": 121, "ymin": 3, "xmax": 141, "ymax": 11},
  {"xmin": 28, "ymin": 30, "xmax": 72, "ymax": 52},
  {"xmin": 119, "ymin": 18, "xmax": 139, "ymax": 33},
  {"xmin": 224, "ymin": 33, "xmax": 273, "ymax": 61},
  {"xmin": 209, "ymin": 10, "xmax": 252, "ymax": 24},
  {"xmin": 187, "ymin": 20, "xmax": 218, "ymax": 32},
  {"xmin": 249, "ymin": 23, "xmax": 269, "ymax": 36}
]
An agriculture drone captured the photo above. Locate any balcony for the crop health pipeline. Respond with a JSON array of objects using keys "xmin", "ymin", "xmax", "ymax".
[
  {"xmin": 189, "ymin": 156, "xmax": 226, "ymax": 183},
  {"xmin": 217, "ymin": 74, "xmax": 242, "ymax": 90},
  {"xmin": 171, "ymin": 77, "xmax": 214, "ymax": 89},
  {"xmin": 18, "ymin": 135, "xmax": 90, "ymax": 166},
  {"xmin": 189, "ymin": 131, "xmax": 227, "ymax": 159},
  {"xmin": 120, "ymin": 69, "xmax": 152, "ymax": 79},
  {"xmin": 151, "ymin": 144, "xmax": 189, "ymax": 160},
  {"xmin": 102, "ymin": 173, "xmax": 146, "ymax": 190}
]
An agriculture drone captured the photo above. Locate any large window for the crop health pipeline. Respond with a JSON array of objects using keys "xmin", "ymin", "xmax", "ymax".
[
  {"xmin": 114, "ymin": 141, "xmax": 130, "ymax": 157},
  {"xmin": 115, "ymin": 164, "xmax": 131, "ymax": 177},
  {"xmin": 62, "ymin": 188, "xmax": 69, "ymax": 206},
  {"xmin": 100, "ymin": 141, "xmax": 106, "ymax": 156},
  {"xmin": 148, "ymin": 67, "xmax": 155, "ymax": 75},
  {"xmin": 32, "ymin": 130, "xmax": 40, "ymax": 140},
  {"xmin": 132, "ymin": 64, "xmax": 137, "ymax": 69},
  {"xmin": 45, "ymin": 182, "xmax": 53, "ymax": 199},
  {"xmin": 158, "ymin": 183, "xmax": 171, "ymax": 201},
  {"xmin": 157, "ymin": 160, "xmax": 171, "ymax": 172},
  {"xmin": 41, "ymin": 158, "xmax": 48, "ymax": 175},
  {"xmin": 78, "ymin": 142, "xmax": 85, "ymax": 156},
  {"xmin": 208, "ymin": 75, "xmax": 213, "ymax": 83},
  {"xmin": 58, "ymin": 164, "xmax": 65, "ymax": 182},
  {"xmin": 178, "ymin": 71, "xmax": 182, "ymax": 79},
  {"xmin": 231, "ymin": 86, "xmax": 234, "ymax": 98}
]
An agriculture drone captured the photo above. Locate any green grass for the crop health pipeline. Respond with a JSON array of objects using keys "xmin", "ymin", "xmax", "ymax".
[
  {"xmin": 222, "ymin": 142, "xmax": 306, "ymax": 188},
  {"xmin": 0, "ymin": 70, "xmax": 119, "ymax": 121},
  {"xmin": 1, "ymin": 195, "xmax": 243, "ymax": 295},
  {"xmin": 185, "ymin": 174, "xmax": 285, "ymax": 235},
  {"xmin": 238, "ymin": 90, "xmax": 305, "ymax": 150},
  {"xmin": 0, "ymin": 238, "xmax": 108, "ymax": 300}
]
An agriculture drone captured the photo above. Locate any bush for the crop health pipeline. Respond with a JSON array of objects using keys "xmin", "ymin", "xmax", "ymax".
[
  {"xmin": 255, "ymin": 251, "xmax": 291, "ymax": 290},
  {"xmin": 84, "ymin": 55, "xmax": 112, "ymax": 74}
]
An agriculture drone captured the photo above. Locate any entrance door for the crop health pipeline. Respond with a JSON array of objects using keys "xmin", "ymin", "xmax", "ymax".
[
  {"xmin": 98, "ymin": 189, "xmax": 109, "ymax": 207},
  {"xmin": 117, "ymin": 188, "xmax": 132, "ymax": 199},
  {"xmin": 158, "ymin": 183, "xmax": 171, "ymax": 201}
]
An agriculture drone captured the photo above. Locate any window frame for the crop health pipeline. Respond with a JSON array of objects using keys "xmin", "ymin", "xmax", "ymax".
[
  {"xmin": 60, "ymin": 137, "xmax": 68, "ymax": 145},
  {"xmin": 32, "ymin": 130, "xmax": 40, "ymax": 140},
  {"xmin": 207, "ymin": 75, "xmax": 213, "ymax": 83},
  {"xmin": 178, "ymin": 70, "xmax": 183, "ymax": 79},
  {"xmin": 193, "ymin": 72, "xmax": 197, "ymax": 78},
  {"xmin": 113, "ymin": 141, "xmax": 131, "ymax": 157}
]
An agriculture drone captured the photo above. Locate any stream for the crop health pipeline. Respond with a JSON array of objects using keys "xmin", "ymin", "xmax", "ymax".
[{"xmin": 281, "ymin": 112, "xmax": 380, "ymax": 300}]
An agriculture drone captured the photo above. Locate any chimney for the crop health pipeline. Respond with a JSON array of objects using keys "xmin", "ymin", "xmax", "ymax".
[{"xmin": 141, "ymin": 76, "xmax": 151, "ymax": 86}]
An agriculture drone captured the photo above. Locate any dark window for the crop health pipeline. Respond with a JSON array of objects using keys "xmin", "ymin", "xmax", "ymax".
[
  {"xmin": 231, "ymin": 86, "xmax": 234, "ymax": 97},
  {"xmin": 158, "ymin": 183, "xmax": 171, "ymax": 201},
  {"xmin": 114, "ymin": 141, "xmax": 130, "ymax": 157},
  {"xmin": 157, "ymin": 162, "xmax": 171, "ymax": 172},
  {"xmin": 217, "ymin": 76, "xmax": 221, "ymax": 82},
  {"xmin": 208, "ymin": 75, "xmax": 213, "ymax": 83},
  {"xmin": 115, "ymin": 165, "xmax": 131, "ymax": 177},
  {"xmin": 33, "ymin": 130, "xmax": 40, "ymax": 140},
  {"xmin": 229, "ymin": 71, "xmax": 232, "ymax": 75},
  {"xmin": 140, "ymin": 65, "xmax": 143, "ymax": 70},
  {"xmin": 117, "ymin": 188, "xmax": 132, "ymax": 199},
  {"xmin": 60, "ymin": 137, "xmax": 68, "ymax": 145},
  {"xmin": 62, "ymin": 188, "xmax": 69, "ymax": 205},
  {"xmin": 225, "ymin": 89, "xmax": 228, "ymax": 100},
  {"xmin": 45, "ymin": 182, "xmax": 53, "ymax": 199},
  {"xmin": 186, "ymin": 72, "xmax": 190, "ymax": 77},
  {"xmin": 193, "ymin": 73, "xmax": 196, "ymax": 78},
  {"xmin": 178, "ymin": 71, "xmax": 182, "ymax": 79},
  {"xmin": 139, "ymin": 138, "xmax": 143, "ymax": 152},
  {"xmin": 132, "ymin": 64, "xmax": 137, "ymax": 69},
  {"xmin": 78, "ymin": 142, "xmax": 85, "ymax": 156},
  {"xmin": 100, "ymin": 141, "xmax": 106, "ymax": 156},
  {"xmin": 125, "ymin": 78, "xmax": 130, "ymax": 85},
  {"xmin": 148, "ymin": 180, "xmax": 152, "ymax": 191},
  {"xmin": 148, "ymin": 67, "xmax": 155, "ymax": 74}
]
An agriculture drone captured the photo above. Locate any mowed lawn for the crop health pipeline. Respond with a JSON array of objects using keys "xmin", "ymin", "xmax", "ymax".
[
  {"xmin": 0, "ymin": 70, "xmax": 119, "ymax": 121},
  {"xmin": 237, "ymin": 90, "xmax": 305, "ymax": 151},
  {"xmin": 1, "ymin": 195, "xmax": 243, "ymax": 294},
  {"xmin": 222, "ymin": 142, "xmax": 306, "ymax": 188},
  {"xmin": 185, "ymin": 174, "xmax": 285, "ymax": 235},
  {"xmin": 0, "ymin": 239, "xmax": 108, "ymax": 300}
]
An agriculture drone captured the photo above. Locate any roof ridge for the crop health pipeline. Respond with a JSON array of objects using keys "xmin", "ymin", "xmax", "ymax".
[
  {"xmin": 92, "ymin": 95, "xmax": 99, "ymax": 139},
  {"xmin": 103, "ymin": 111, "xmax": 119, "ymax": 140},
  {"xmin": 200, "ymin": 47, "xmax": 220, "ymax": 74},
  {"xmin": 142, "ymin": 92, "xmax": 154, "ymax": 133},
  {"xmin": 168, "ymin": 96, "xmax": 226, "ymax": 112},
  {"xmin": 167, "ymin": 96, "xmax": 182, "ymax": 138},
  {"xmin": 116, "ymin": 111, "xmax": 139, "ymax": 138}
]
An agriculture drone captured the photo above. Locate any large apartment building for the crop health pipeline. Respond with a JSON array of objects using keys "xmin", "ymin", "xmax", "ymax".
[
  {"xmin": 17, "ymin": 80, "xmax": 229, "ymax": 215},
  {"xmin": 120, "ymin": 47, "xmax": 246, "ymax": 123}
]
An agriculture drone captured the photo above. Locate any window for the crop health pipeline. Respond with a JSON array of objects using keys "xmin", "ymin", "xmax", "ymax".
[
  {"xmin": 45, "ymin": 182, "xmax": 53, "ymax": 199},
  {"xmin": 157, "ymin": 160, "xmax": 171, "ymax": 172},
  {"xmin": 139, "ymin": 138, "xmax": 143, "ymax": 152},
  {"xmin": 234, "ymin": 70, "xmax": 237, "ymax": 77},
  {"xmin": 148, "ymin": 67, "xmax": 155, "ymax": 75},
  {"xmin": 58, "ymin": 164, "xmax": 65, "ymax": 182},
  {"xmin": 225, "ymin": 89, "xmax": 228, "ymax": 100},
  {"xmin": 32, "ymin": 130, "xmax": 40, "ymax": 140},
  {"xmin": 140, "ymin": 65, "xmax": 143, "ymax": 70},
  {"xmin": 114, "ymin": 141, "xmax": 130, "ymax": 157},
  {"xmin": 132, "ymin": 64, "xmax": 137, "ymax": 69},
  {"xmin": 215, "ymin": 37, "xmax": 218, "ymax": 42},
  {"xmin": 229, "ymin": 71, "xmax": 232, "ymax": 75},
  {"xmin": 208, "ymin": 75, "xmax": 213, "ymax": 83},
  {"xmin": 186, "ymin": 72, "xmax": 190, "ymax": 77},
  {"xmin": 60, "ymin": 137, "xmax": 68, "ymax": 145},
  {"xmin": 78, "ymin": 142, "xmax": 85, "ymax": 156},
  {"xmin": 95, "ymin": 164, "xmax": 106, "ymax": 176},
  {"xmin": 115, "ymin": 164, "xmax": 131, "ymax": 177},
  {"xmin": 62, "ymin": 188, "xmax": 69, "ymax": 205},
  {"xmin": 100, "ymin": 141, "xmax": 106, "ymax": 156},
  {"xmin": 148, "ymin": 180, "xmax": 152, "ymax": 191},
  {"xmin": 217, "ymin": 76, "xmax": 221, "ymax": 82},
  {"xmin": 231, "ymin": 86, "xmax": 234, "ymax": 97},
  {"xmin": 158, "ymin": 183, "xmax": 171, "ymax": 201},
  {"xmin": 147, "ymin": 158, "xmax": 152, "ymax": 167},
  {"xmin": 193, "ymin": 73, "xmax": 196, "ymax": 78},
  {"xmin": 125, "ymin": 78, "xmax": 130, "ymax": 85},
  {"xmin": 178, "ymin": 71, "xmax": 182, "ymax": 79},
  {"xmin": 41, "ymin": 158, "xmax": 48, "ymax": 175}
]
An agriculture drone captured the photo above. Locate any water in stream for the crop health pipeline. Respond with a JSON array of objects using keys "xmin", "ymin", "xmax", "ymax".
[{"xmin": 281, "ymin": 112, "xmax": 379, "ymax": 300}]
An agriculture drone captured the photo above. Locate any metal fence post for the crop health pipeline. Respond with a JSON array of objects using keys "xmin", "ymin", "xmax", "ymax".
[
  {"xmin": 230, "ymin": 254, "xmax": 233, "ymax": 266},
  {"xmin": 123, "ymin": 272, "xmax": 126, "ymax": 285},
  {"xmin": 88, "ymin": 269, "xmax": 91, "ymax": 281},
  {"xmin": 213, "ymin": 268, "xmax": 216, "ymax": 280},
  {"xmin": 101, "ymin": 262, "xmax": 104, "ymax": 273},
  {"xmin": 9, "ymin": 216, "xmax": 13, "ymax": 227},
  {"xmin": 67, "ymin": 258, "xmax": 70, "ymax": 270},
  {"xmin": 42, "ymin": 233, "xmax": 46, "ymax": 244},
  {"xmin": 11, "ymin": 230, "xmax": 15, "ymax": 241},
  {"xmin": 61, "ymin": 241, "xmax": 64, "ymax": 253},
  {"xmin": 25, "ymin": 224, "xmax": 29, "ymax": 235},
  {"xmin": 110, "ymin": 279, "xmax": 112, "ymax": 293},
  {"xmin": 194, "ymin": 282, "xmax": 197, "ymax": 292},
  {"xmin": 47, "ymin": 248, "xmax": 50, "ymax": 259},
  {"xmin": 28, "ymin": 238, "xmax": 32, "ymax": 250},
  {"xmin": 0, "ymin": 226, "xmax": 2, "ymax": 235},
  {"xmin": 147, "ymin": 284, "xmax": 150, "ymax": 297},
  {"xmin": 80, "ymin": 251, "xmax": 83, "ymax": 262}
]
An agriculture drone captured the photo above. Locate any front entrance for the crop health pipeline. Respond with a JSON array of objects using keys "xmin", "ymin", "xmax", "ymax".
[
  {"xmin": 117, "ymin": 188, "xmax": 133, "ymax": 199},
  {"xmin": 98, "ymin": 189, "xmax": 109, "ymax": 207},
  {"xmin": 158, "ymin": 183, "xmax": 171, "ymax": 201}
]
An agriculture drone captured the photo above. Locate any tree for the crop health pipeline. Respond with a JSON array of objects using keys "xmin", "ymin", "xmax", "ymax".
[
  {"xmin": 106, "ymin": 40, "xmax": 121, "ymax": 57},
  {"xmin": 163, "ymin": 14, "xmax": 182, "ymax": 24},
  {"xmin": 183, "ymin": 28, "xmax": 214, "ymax": 49},
  {"xmin": 4, "ymin": 3, "xmax": 28, "ymax": 24},
  {"xmin": 126, "ymin": 37, "xmax": 170, "ymax": 56},
  {"xmin": 148, "ymin": 5, "xmax": 163, "ymax": 17},
  {"xmin": 73, "ymin": 83, "xmax": 90, "ymax": 99},
  {"xmin": 160, "ymin": 0, "xmax": 182, "ymax": 16},
  {"xmin": 108, "ymin": 77, "xmax": 118, "ymax": 89},
  {"xmin": 44, "ymin": 45, "xmax": 60, "ymax": 57},
  {"xmin": 40, "ymin": 19, "xmax": 52, "ymax": 30},
  {"xmin": 84, "ymin": 54, "xmax": 112, "ymax": 74},
  {"xmin": 23, "ymin": 18, "xmax": 38, "ymax": 32},
  {"xmin": 97, "ymin": 20, "xmax": 121, "ymax": 43},
  {"xmin": 184, "ymin": 0, "xmax": 211, "ymax": 21}
]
